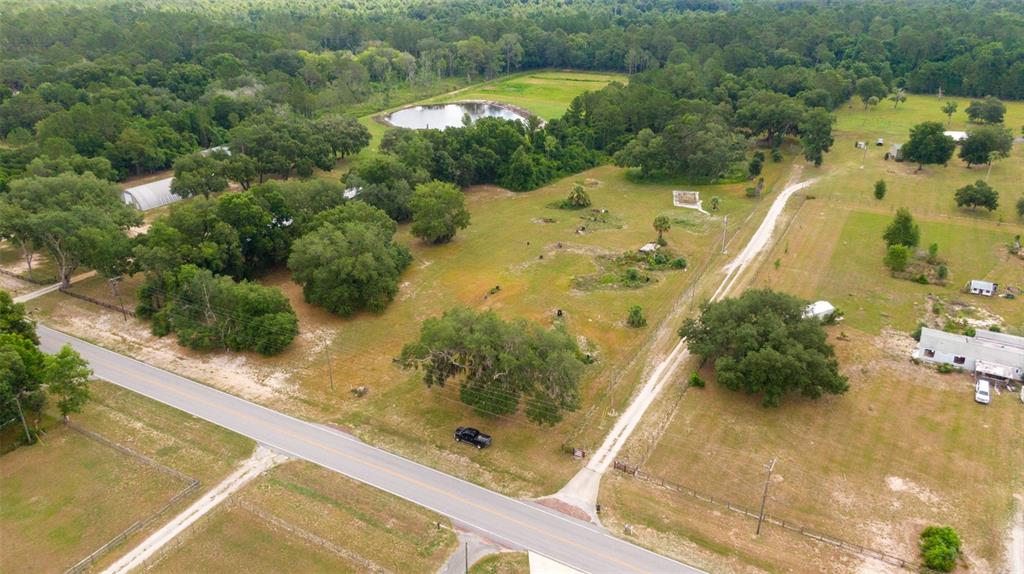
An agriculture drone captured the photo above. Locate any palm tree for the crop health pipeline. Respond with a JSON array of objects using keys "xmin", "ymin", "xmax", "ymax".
[{"xmin": 653, "ymin": 215, "xmax": 671, "ymax": 244}]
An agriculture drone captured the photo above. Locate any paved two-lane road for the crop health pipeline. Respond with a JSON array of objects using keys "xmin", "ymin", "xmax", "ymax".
[{"xmin": 39, "ymin": 325, "xmax": 700, "ymax": 574}]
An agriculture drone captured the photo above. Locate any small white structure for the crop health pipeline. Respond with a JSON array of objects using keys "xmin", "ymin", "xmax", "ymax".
[
  {"xmin": 803, "ymin": 300, "xmax": 836, "ymax": 320},
  {"xmin": 855, "ymin": 141, "xmax": 867, "ymax": 149},
  {"xmin": 122, "ymin": 178, "xmax": 181, "ymax": 211},
  {"xmin": 639, "ymin": 243, "xmax": 660, "ymax": 253},
  {"xmin": 944, "ymin": 130, "xmax": 968, "ymax": 143},
  {"xmin": 672, "ymin": 190, "xmax": 709, "ymax": 215},
  {"xmin": 888, "ymin": 143, "xmax": 903, "ymax": 160},
  {"xmin": 914, "ymin": 328, "xmax": 1024, "ymax": 381},
  {"xmin": 876, "ymin": 137, "xmax": 884, "ymax": 146},
  {"xmin": 969, "ymin": 280, "xmax": 996, "ymax": 297}
]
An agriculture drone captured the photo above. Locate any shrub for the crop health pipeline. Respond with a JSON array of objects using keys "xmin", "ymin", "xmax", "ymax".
[
  {"xmin": 874, "ymin": 179, "xmax": 886, "ymax": 200},
  {"xmin": 670, "ymin": 257, "xmax": 688, "ymax": 269},
  {"xmin": 911, "ymin": 323, "xmax": 924, "ymax": 341},
  {"xmin": 937, "ymin": 363, "xmax": 954, "ymax": 374},
  {"xmin": 920, "ymin": 526, "xmax": 961, "ymax": 572},
  {"xmin": 915, "ymin": 274, "xmax": 929, "ymax": 284},
  {"xmin": 884, "ymin": 244, "xmax": 911, "ymax": 272},
  {"xmin": 964, "ymin": 327, "xmax": 976, "ymax": 337},
  {"xmin": 745, "ymin": 187, "xmax": 758, "ymax": 198},
  {"xmin": 937, "ymin": 264, "xmax": 949, "ymax": 280},
  {"xmin": 627, "ymin": 305, "xmax": 647, "ymax": 328},
  {"xmin": 771, "ymin": 148, "xmax": 783, "ymax": 162},
  {"xmin": 688, "ymin": 372, "xmax": 706, "ymax": 388}
]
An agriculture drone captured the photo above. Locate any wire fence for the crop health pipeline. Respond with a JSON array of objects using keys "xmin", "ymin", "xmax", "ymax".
[
  {"xmin": 63, "ymin": 424, "xmax": 200, "ymax": 574},
  {"xmin": 611, "ymin": 460, "xmax": 924, "ymax": 572}
]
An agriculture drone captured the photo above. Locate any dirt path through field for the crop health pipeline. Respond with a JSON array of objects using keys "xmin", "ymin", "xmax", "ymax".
[
  {"xmin": 100, "ymin": 446, "xmax": 286, "ymax": 574},
  {"xmin": 551, "ymin": 165, "xmax": 818, "ymax": 519},
  {"xmin": 1009, "ymin": 493, "xmax": 1024, "ymax": 574}
]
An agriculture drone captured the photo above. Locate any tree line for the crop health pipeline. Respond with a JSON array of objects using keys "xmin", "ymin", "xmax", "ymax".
[{"xmin": 1, "ymin": 0, "xmax": 1022, "ymax": 186}]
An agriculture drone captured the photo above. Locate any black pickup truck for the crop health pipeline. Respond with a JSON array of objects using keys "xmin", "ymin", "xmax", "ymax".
[{"xmin": 454, "ymin": 427, "xmax": 492, "ymax": 449}]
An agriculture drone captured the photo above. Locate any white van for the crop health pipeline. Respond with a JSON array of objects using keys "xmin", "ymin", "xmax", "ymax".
[{"xmin": 974, "ymin": 379, "xmax": 991, "ymax": 404}]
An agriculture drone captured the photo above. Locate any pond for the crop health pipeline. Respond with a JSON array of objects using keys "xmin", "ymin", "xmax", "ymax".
[{"xmin": 384, "ymin": 102, "xmax": 528, "ymax": 130}]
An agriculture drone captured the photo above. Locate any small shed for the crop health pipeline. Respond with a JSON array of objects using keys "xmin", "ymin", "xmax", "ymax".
[
  {"xmin": 969, "ymin": 280, "xmax": 996, "ymax": 297},
  {"xmin": 122, "ymin": 178, "xmax": 181, "ymax": 211},
  {"xmin": 639, "ymin": 243, "xmax": 660, "ymax": 253},
  {"xmin": 875, "ymin": 137, "xmax": 884, "ymax": 146},
  {"xmin": 803, "ymin": 300, "xmax": 836, "ymax": 320},
  {"xmin": 887, "ymin": 143, "xmax": 904, "ymax": 161},
  {"xmin": 855, "ymin": 141, "xmax": 867, "ymax": 149},
  {"xmin": 944, "ymin": 130, "xmax": 968, "ymax": 143}
]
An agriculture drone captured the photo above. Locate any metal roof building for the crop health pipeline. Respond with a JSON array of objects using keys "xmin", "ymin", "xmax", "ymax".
[
  {"xmin": 913, "ymin": 327, "xmax": 1024, "ymax": 381},
  {"xmin": 969, "ymin": 279, "xmax": 996, "ymax": 296},
  {"xmin": 122, "ymin": 177, "xmax": 181, "ymax": 211}
]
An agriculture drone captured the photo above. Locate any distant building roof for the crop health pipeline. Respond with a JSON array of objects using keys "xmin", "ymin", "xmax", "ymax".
[
  {"xmin": 639, "ymin": 243, "xmax": 660, "ymax": 253},
  {"xmin": 122, "ymin": 178, "xmax": 181, "ymax": 211},
  {"xmin": 944, "ymin": 130, "xmax": 968, "ymax": 142},
  {"xmin": 970, "ymin": 279, "xmax": 995, "ymax": 291}
]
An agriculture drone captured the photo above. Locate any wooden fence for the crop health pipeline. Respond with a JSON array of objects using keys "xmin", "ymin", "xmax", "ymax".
[
  {"xmin": 0, "ymin": 266, "xmax": 54, "ymax": 285},
  {"xmin": 59, "ymin": 287, "xmax": 135, "ymax": 318},
  {"xmin": 612, "ymin": 460, "xmax": 921, "ymax": 571},
  {"xmin": 62, "ymin": 425, "xmax": 200, "ymax": 574}
]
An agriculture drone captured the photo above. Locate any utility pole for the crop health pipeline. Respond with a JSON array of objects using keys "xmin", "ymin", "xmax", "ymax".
[
  {"xmin": 756, "ymin": 457, "xmax": 777, "ymax": 535},
  {"xmin": 464, "ymin": 542, "xmax": 469, "ymax": 574},
  {"xmin": 327, "ymin": 353, "xmax": 335, "ymax": 392},
  {"xmin": 721, "ymin": 215, "xmax": 728, "ymax": 253},
  {"xmin": 14, "ymin": 396, "xmax": 32, "ymax": 444}
]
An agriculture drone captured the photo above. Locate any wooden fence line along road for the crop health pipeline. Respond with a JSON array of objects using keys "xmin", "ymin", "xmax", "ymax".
[
  {"xmin": 0, "ymin": 266, "xmax": 56, "ymax": 285},
  {"xmin": 59, "ymin": 287, "xmax": 136, "ymax": 318},
  {"xmin": 611, "ymin": 460, "xmax": 919, "ymax": 571},
  {"xmin": 63, "ymin": 424, "xmax": 200, "ymax": 574}
]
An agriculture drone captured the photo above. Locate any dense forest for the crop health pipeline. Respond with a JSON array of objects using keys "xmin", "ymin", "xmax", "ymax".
[
  {"xmin": 0, "ymin": 0, "xmax": 1021, "ymax": 183},
  {"xmin": 1, "ymin": 0, "xmax": 1022, "ymax": 356}
]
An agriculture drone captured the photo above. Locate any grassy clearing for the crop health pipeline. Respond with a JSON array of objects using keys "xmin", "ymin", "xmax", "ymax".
[
  {"xmin": 422, "ymin": 71, "xmax": 626, "ymax": 119},
  {"xmin": 0, "ymin": 425, "xmax": 183, "ymax": 573},
  {"xmin": 151, "ymin": 461, "xmax": 456, "ymax": 574},
  {"xmin": 611, "ymin": 332, "xmax": 1023, "ymax": 571},
  {"xmin": 470, "ymin": 552, "xmax": 530, "ymax": 574},
  {"xmin": 1, "ymin": 380, "xmax": 254, "ymax": 574},
  {"xmin": 610, "ymin": 94, "xmax": 1024, "ymax": 572},
  {"xmin": 30, "ymin": 152, "xmax": 794, "ymax": 497}
]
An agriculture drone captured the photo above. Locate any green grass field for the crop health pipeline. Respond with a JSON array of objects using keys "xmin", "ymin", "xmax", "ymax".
[
  {"xmin": 151, "ymin": 461, "xmax": 456, "ymax": 574},
  {"xmin": 0, "ymin": 381, "xmax": 254, "ymax": 573},
  {"xmin": 0, "ymin": 428, "xmax": 184, "ymax": 573},
  {"xmin": 422, "ymin": 71, "xmax": 626, "ymax": 119},
  {"xmin": 607, "ymin": 94, "xmax": 1024, "ymax": 572}
]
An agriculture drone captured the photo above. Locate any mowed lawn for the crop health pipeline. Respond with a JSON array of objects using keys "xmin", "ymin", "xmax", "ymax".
[
  {"xmin": 151, "ymin": 461, "xmax": 456, "ymax": 574},
  {"xmin": 422, "ymin": 71, "xmax": 627, "ymax": 119},
  {"xmin": 610, "ymin": 95, "xmax": 1024, "ymax": 572},
  {"xmin": 0, "ymin": 428, "xmax": 183, "ymax": 573},
  {"xmin": 0, "ymin": 381, "xmax": 253, "ymax": 574}
]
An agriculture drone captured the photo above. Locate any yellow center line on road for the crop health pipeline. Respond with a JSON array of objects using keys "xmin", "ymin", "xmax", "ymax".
[{"xmin": 90, "ymin": 351, "xmax": 654, "ymax": 574}]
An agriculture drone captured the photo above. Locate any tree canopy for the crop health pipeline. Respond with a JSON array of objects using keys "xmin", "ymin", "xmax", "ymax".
[
  {"xmin": 959, "ymin": 125, "xmax": 1013, "ymax": 168},
  {"xmin": 883, "ymin": 208, "xmax": 921, "ymax": 248},
  {"xmin": 288, "ymin": 204, "xmax": 412, "ymax": 316},
  {"xmin": 410, "ymin": 181, "xmax": 471, "ymax": 244},
  {"xmin": 954, "ymin": 180, "xmax": 999, "ymax": 211},
  {"xmin": 903, "ymin": 122, "xmax": 956, "ymax": 170},
  {"xmin": 678, "ymin": 289, "xmax": 848, "ymax": 408},
  {"xmin": 397, "ymin": 307, "xmax": 586, "ymax": 425},
  {"xmin": 150, "ymin": 265, "xmax": 298, "ymax": 355}
]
